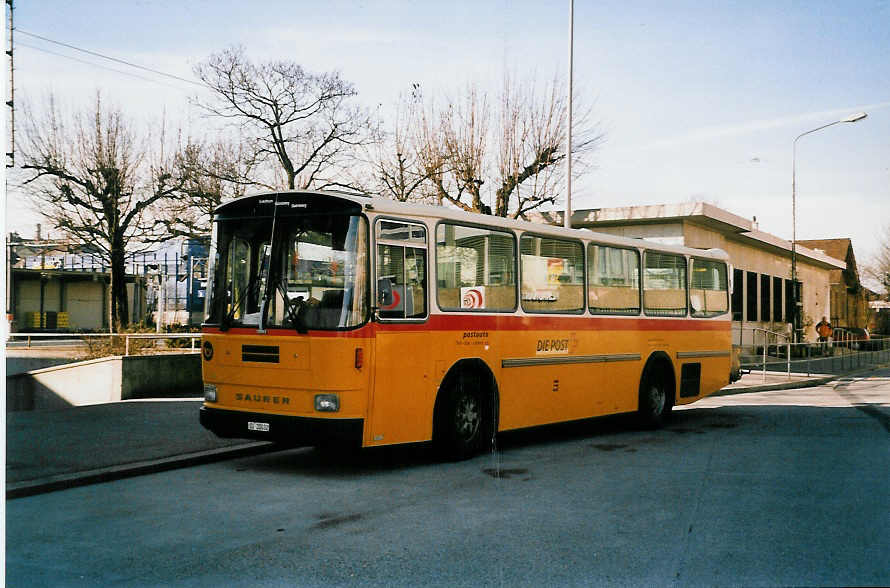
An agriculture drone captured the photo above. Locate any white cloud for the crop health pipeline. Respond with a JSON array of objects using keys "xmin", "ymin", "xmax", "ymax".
[{"xmin": 626, "ymin": 100, "xmax": 890, "ymax": 152}]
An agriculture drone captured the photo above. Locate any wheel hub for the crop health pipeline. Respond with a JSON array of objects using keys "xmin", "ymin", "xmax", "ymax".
[
  {"xmin": 456, "ymin": 394, "xmax": 480, "ymax": 440},
  {"xmin": 648, "ymin": 385, "xmax": 665, "ymax": 415}
]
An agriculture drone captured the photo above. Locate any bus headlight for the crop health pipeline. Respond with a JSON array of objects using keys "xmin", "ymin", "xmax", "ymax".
[
  {"xmin": 315, "ymin": 394, "xmax": 340, "ymax": 412},
  {"xmin": 204, "ymin": 383, "xmax": 218, "ymax": 403}
]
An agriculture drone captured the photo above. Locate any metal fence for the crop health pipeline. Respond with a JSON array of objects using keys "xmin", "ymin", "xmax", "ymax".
[
  {"xmin": 737, "ymin": 335, "xmax": 890, "ymax": 379},
  {"xmin": 6, "ymin": 332, "xmax": 202, "ymax": 357}
]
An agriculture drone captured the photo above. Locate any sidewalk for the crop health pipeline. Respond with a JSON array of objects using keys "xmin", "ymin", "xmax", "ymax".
[
  {"xmin": 713, "ymin": 369, "xmax": 837, "ymax": 395},
  {"xmin": 6, "ymin": 400, "xmax": 275, "ymax": 498},
  {"xmin": 5, "ymin": 366, "xmax": 880, "ymax": 499}
]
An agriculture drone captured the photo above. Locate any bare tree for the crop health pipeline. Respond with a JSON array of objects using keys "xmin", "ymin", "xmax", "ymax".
[
  {"xmin": 864, "ymin": 223, "xmax": 890, "ymax": 299},
  {"xmin": 153, "ymin": 137, "xmax": 261, "ymax": 244},
  {"xmin": 372, "ymin": 85, "xmax": 430, "ymax": 203},
  {"xmin": 375, "ymin": 73, "xmax": 603, "ymax": 218},
  {"xmin": 19, "ymin": 94, "xmax": 183, "ymax": 330},
  {"xmin": 194, "ymin": 46, "xmax": 377, "ymax": 192}
]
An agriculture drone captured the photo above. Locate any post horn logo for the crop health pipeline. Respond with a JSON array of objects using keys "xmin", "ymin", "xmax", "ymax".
[{"xmin": 461, "ymin": 288, "xmax": 485, "ymax": 309}]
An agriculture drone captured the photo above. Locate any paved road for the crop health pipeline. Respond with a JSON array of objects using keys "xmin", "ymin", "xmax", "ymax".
[{"xmin": 7, "ymin": 371, "xmax": 890, "ymax": 587}]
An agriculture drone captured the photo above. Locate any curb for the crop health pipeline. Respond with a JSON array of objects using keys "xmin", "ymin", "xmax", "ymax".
[
  {"xmin": 6, "ymin": 441, "xmax": 279, "ymax": 500},
  {"xmin": 713, "ymin": 362, "xmax": 890, "ymax": 397},
  {"xmin": 713, "ymin": 375, "xmax": 835, "ymax": 396}
]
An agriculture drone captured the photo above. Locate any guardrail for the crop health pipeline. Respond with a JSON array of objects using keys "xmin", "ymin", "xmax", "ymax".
[
  {"xmin": 6, "ymin": 332, "xmax": 202, "ymax": 357},
  {"xmin": 737, "ymin": 335, "xmax": 890, "ymax": 379}
]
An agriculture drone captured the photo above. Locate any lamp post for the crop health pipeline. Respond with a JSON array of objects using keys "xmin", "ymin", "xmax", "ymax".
[
  {"xmin": 564, "ymin": 0, "xmax": 574, "ymax": 229},
  {"xmin": 790, "ymin": 112, "xmax": 867, "ymax": 343}
]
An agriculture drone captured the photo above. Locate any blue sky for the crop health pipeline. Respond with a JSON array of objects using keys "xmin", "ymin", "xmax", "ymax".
[{"xmin": 5, "ymin": 0, "xmax": 889, "ymax": 266}]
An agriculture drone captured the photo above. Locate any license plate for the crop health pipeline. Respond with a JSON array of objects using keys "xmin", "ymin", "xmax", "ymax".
[{"xmin": 247, "ymin": 421, "xmax": 270, "ymax": 432}]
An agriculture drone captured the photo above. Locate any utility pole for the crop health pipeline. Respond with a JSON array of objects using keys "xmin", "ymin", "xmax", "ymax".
[
  {"xmin": 4, "ymin": 0, "xmax": 13, "ymax": 336},
  {"xmin": 6, "ymin": 0, "xmax": 14, "ymax": 168}
]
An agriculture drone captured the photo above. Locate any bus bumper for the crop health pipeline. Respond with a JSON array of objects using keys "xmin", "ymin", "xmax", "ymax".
[{"xmin": 200, "ymin": 406, "xmax": 364, "ymax": 446}]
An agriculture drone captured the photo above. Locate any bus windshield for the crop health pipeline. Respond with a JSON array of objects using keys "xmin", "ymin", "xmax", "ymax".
[{"xmin": 205, "ymin": 212, "xmax": 369, "ymax": 330}]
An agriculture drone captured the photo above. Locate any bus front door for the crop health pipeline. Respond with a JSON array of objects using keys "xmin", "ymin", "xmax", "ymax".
[{"xmin": 369, "ymin": 330, "xmax": 432, "ymax": 446}]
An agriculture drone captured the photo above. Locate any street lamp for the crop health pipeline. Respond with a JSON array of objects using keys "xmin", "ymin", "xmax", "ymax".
[
  {"xmin": 565, "ymin": 0, "xmax": 574, "ymax": 229},
  {"xmin": 790, "ymin": 112, "xmax": 867, "ymax": 343}
]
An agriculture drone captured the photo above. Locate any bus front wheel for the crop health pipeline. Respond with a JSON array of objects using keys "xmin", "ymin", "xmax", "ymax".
[{"xmin": 435, "ymin": 376, "xmax": 490, "ymax": 461}]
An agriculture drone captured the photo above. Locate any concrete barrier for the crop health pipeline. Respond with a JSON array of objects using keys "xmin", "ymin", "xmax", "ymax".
[
  {"xmin": 6, "ymin": 353, "xmax": 202, "ymax": 411},
  {"xmin": 6, "ymin": 356, "xmax": 80, "ymax": 377}
]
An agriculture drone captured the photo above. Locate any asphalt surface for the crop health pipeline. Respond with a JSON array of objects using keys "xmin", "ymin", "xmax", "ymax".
[
  {"xmin": 7, "ymin": 372, "xmax": 890, "ymax": 587},
  {"xmin": 7, "ymin": 367, "xmax": 881, "ymax": 499}
]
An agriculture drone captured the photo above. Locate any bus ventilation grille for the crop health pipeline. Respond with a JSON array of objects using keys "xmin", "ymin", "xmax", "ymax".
[{"xmin": 242, "ymin": 345, "xmax": 280, "ymax": 363}]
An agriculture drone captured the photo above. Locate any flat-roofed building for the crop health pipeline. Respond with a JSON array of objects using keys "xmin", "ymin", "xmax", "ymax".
[{"xmin": 530, "ymin": 202, "xmax": 846, "ymax": 344}]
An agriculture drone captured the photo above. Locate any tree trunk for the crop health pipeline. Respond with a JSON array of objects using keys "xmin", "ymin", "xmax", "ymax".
[{"xmin": 109, "ymin": 245, "xmax": 129, "ymax": 330}]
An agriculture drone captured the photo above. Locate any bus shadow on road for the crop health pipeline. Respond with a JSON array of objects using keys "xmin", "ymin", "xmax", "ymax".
[{"xmin": 236, "ymin": 409, "xmax": 751, "ymax": 477}]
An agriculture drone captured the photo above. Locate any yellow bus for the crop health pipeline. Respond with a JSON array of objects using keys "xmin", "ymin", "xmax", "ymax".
[{"xmin": 200, "ymin": 190, "xmax": 732, "ymax": 459}]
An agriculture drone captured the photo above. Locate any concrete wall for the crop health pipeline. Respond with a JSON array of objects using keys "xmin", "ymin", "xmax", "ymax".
[
  {"xmin": 6, "ymin": 356, "xmax": 79, "ymax": 377},
  {"xmin": 121, "ymin": 354, "xmax": 201, "ymax": 399},
  {"xmin": 13, "ymin": 274, "xmax": 148, "ymax": 331},
  {"xmin": 14, "ymin": 277, "xmax": 104, "ymax": 330},
  {"xmin": 65, "ymin": 281, "xmax": 105, "ymax": 330},
  {"xmin": 15, "ymin": 278, "xmax": 64, "ymax": 315},
  {"xmin": 6, "ymin": 353, "xmax": 202, "ymax": 411},
  {"xmin": 591, "ymin": 222, "xmax": 685, "ymax": 246}
]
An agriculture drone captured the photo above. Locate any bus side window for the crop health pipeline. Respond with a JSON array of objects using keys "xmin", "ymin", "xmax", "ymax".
[
  {"xmin": 376, "ymin": 220, "xmax": 428, "ymax": 320},
  {"xmin": 690, "ymin": 258, "xmax": 729, "ymax": 317},
  {"xmin": 644, "ymin": 252, "xmax": 687, "ymax": 317},
  {"xmin": 520, "ymin": 234, "xmax": 585, "ymax": 313},
  {"xmin": 588, "ymin": 244, "xmax": 640, "ymax": 315},
  {"xmin": 436, "ymin": 223, "xmax": 517, "ymax": 311}
]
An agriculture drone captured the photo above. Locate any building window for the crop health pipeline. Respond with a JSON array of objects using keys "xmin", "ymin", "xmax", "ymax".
[
  {"xmin": 772, "ymin": 276, "xmax": 783, "ymax": 322},
  {"xmin": 732, "ymin": 268, "xmax": 743, "ymax": 321},
  {"xmin": 746, "ymin": 271, "xmax": 757, "ymax": 322},
  {"xmin": 784, "ymin": 279, "xmax": 803, "ymax": 326},
  {"xmin": 760, "ymin": 274, "xmax": 771, "ymax": 322}
]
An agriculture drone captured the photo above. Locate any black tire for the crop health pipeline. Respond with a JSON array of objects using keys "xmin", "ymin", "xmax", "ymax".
[
  {"xmin": 434, "ymin": 374, "xmax": 491, "ymax": 461},
  {"xmin": 637, "ymin": 364, "xmax": 672, "ymax": 428}
]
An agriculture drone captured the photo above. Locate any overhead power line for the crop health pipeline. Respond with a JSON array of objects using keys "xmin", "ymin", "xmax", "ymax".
[
  {"xmin": 17, "ymin": 29, "xmax": 205, "ymax": 88},
  {"xmin": 18, "ymin": 41, "xmax": 191, "ymax": 92}
]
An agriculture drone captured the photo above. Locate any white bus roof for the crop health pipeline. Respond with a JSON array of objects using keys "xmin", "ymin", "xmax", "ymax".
[{"xmin": 220, "ymin": 190, "xmax": 731, "ymax": 262}]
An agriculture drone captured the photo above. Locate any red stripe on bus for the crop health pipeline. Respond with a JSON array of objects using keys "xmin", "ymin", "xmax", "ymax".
[{"xmin": 203, "ymin": 315, "xmax": 729, "ymax": 337}]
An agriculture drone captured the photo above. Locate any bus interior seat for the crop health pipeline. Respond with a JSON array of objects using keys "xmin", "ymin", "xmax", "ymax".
[{"xmin": 314, "ymin": 290, "xmax": 345, "ymax": 328}]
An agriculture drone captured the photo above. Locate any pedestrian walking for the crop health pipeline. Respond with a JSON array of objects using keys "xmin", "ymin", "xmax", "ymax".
[{"xmin": 816, "ymin": 316, "xmax": 833, "ymax": 351}]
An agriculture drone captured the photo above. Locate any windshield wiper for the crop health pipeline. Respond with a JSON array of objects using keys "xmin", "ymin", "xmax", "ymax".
[
  {"xmin": 276, "ymin": 279, "xmax": 309, "ymax": 334},
  {"xmin": 219, "ymin": 282, "xmax": 253, "ymax": 332}
]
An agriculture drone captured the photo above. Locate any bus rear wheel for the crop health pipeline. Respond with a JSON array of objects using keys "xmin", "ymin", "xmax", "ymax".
[
  {"xmin": 435, "ymin": 376, "xmax": 490, "ymax": 461},
  {"xmin": 638, "ymin": 365, "xmax": 672, "ymax": 428}
]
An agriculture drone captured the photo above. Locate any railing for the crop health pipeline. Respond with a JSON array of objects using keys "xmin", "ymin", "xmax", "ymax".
[
  {"xmin": 6, "ymin": 332, "xmax": 202, "ymax": 357},
  {"xmin": 749, "ymin": 328, "xmax": 791, "ymax": 382},
  {"xmin": 736, "ymin": 335, "xmax": 890, "ymax": 379},
  {"xmin": 13, "ymin": 253, "xmax": 208, "ymax": 277}
]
